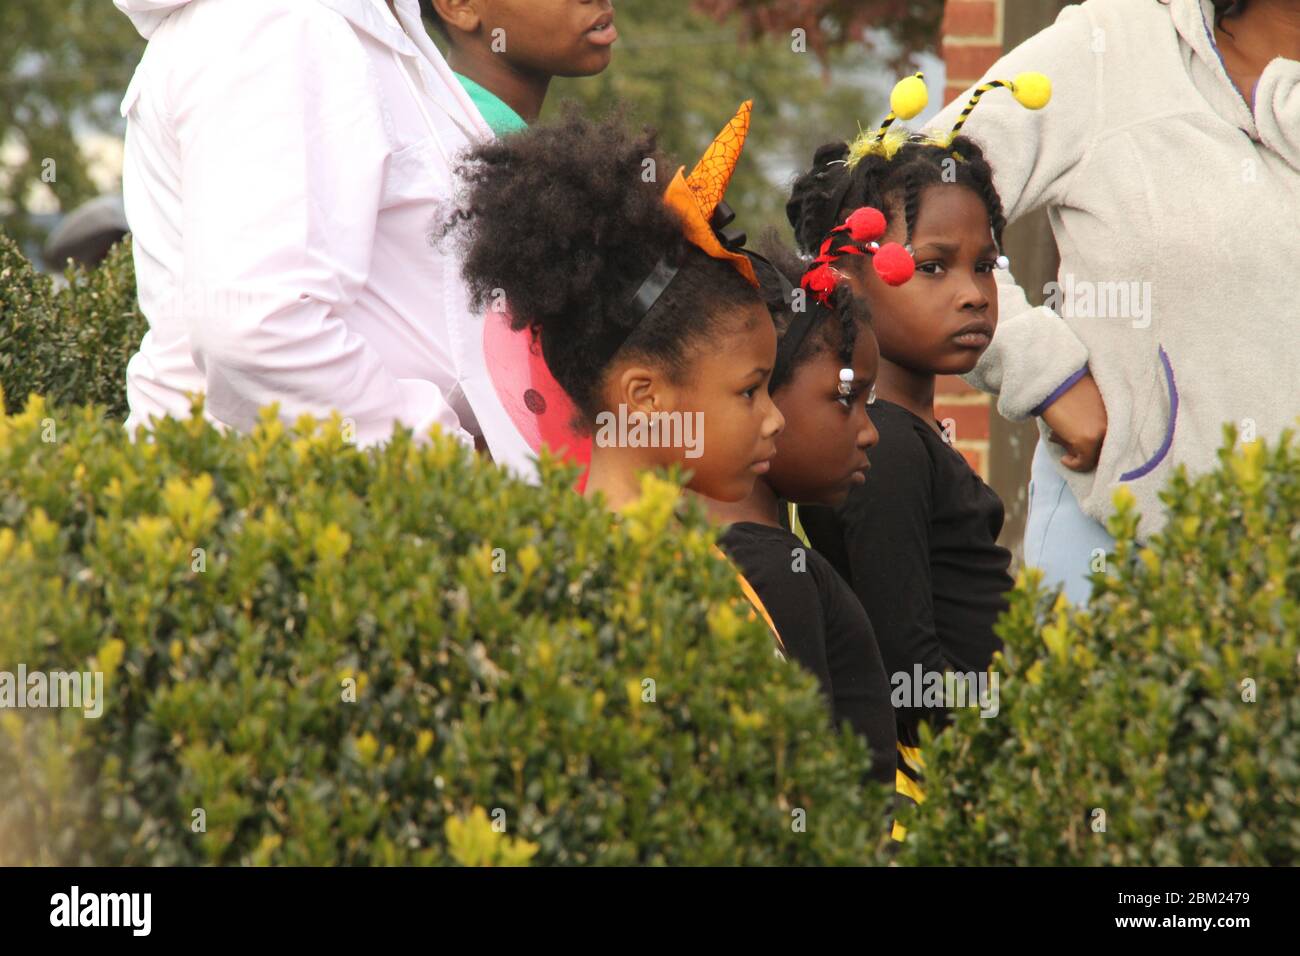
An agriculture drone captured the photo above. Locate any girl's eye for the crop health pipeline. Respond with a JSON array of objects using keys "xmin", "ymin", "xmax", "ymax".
[
  {"xmin": 742, "ymin": 385, "xmax": 758, "ymax": 400},
  {"xmin": 916, "ymin": 261, "xmax": 945, "ymax": 275},
  {"xmin": 976, "ymin": 260, "xmax": 996, "ymax": 273}
]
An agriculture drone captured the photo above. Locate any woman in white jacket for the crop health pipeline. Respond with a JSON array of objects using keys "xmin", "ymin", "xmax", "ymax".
[
  {"xmin": 927, "ymin": 0, "xmax": 1299, "ymax": 601},
  {"xmin": 117, "ymin": 0, "xmax": 503, "ymax": 450}
]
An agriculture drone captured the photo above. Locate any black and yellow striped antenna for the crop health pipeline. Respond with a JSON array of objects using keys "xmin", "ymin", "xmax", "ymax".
[
  {"xmin": 947, "ymin": 71, "xmax": 1052, "ymax": 141},
  {"xmin": 875, "ymin": 72, "xmax": 928, "ymax": 142},
  {"xmin": 845, "ymin": 72, "xmax": 929, "ymax": 169}
]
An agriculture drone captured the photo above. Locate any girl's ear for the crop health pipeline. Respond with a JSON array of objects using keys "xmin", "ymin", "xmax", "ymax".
[{"xmin": 610, "ymin": 363, "xmax": 677, "ymax": 417}]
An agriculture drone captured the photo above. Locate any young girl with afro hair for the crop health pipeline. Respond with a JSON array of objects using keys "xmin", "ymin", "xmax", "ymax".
[{"xmin": 444, "ymin": 104, "xmax": 785, "ymax": 511}]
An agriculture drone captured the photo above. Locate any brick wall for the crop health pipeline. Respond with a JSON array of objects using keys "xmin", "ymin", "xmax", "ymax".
[{"xmin": 935, "ymin": 0, "xmax": 1004, "ymax": 479}]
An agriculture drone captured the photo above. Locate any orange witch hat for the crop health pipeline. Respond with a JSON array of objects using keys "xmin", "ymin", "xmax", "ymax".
[{"xmin": 662, "ymin": 100, "xmax": 758, "ymax": 287}]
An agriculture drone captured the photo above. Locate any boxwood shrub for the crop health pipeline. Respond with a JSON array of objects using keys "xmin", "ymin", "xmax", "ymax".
[
  {"xmin": 2, "ymin": 236, "xmax": 1295, "ymax": 866},
  {"xmin": 0, "ymin": 232, "xmax": 145, "ymax": 420},
  {"xmin": 0, "ymin": 388, "xmax": 893, "ymax": 865},
  {"xmin": 897, "ymin": 427, "xmax": 1299, "ymax": 865}
]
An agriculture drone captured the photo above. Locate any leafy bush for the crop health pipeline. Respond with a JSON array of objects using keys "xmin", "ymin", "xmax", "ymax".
[
  {"xmin": 2, "ymin": 229, "xmax": 1295, "ymax": 866},
  {"xmin": 0, "ymin": 388, "xmax": 893, "ymax": 866},
  {"xmin": 899, "ymin": 427, "xmax": 1300, "ymax": 865},
  {"xmin": 0, "ymin": 231, "xmax": 145, "ymax": 419}
]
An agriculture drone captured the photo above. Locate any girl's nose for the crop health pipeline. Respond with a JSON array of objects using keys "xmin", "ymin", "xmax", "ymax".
[
  {"xmin": 764, "ymin": 396, "xmax": 785, "ymax": 439},
  {"xmin": 959, "ymin": 273, "xmax": 990, "ymax": 312},
  {"xmin": 858, "ymin": 419, "xmax": 879, "ymax": 451}
]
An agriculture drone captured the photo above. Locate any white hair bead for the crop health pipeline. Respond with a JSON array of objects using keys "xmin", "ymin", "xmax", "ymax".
[
  {"xmin": 839, "ymin": 367, "xmax": 855, "ymax": 382},
  {"xmin": 995, "ymin": 254, "xmax": 1010, "ymax": 270}
]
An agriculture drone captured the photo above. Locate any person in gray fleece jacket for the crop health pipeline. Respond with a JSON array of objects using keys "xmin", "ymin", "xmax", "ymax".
[{"xmin": 926, "ymin": 0, "xmax": 1299, "ymax": 601}]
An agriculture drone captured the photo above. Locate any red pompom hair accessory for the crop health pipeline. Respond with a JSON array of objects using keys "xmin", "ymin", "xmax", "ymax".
[
  {"xmin": 872, "ymin": 243, "xmax": 915, "ymax": 285},
  {"xmin": 800, "ymin": 205, "xmax": 914, "ymax": 306},
  {"xmin": 841, "ymin": 206, "xmax": 886, "ymax": 242}
]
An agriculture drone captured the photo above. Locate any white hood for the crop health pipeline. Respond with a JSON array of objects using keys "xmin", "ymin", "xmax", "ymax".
[{"xmin": 114, "ymin": 0, "xmax": 194, "ymax": 39}]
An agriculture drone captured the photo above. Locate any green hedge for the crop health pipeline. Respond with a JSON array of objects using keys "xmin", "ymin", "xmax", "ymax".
[
  {"xmin": 897, "ymin": 427, "xmax": 1300, "ymax": 865},
  {"xmin": 0, "ymin": 389, "xmax": 893, "ymax": 865},
  {"xmin": 0, "ymin": 232, "xmax": 145, "ymax": 420},
  {"xmin": 1, "ymin": 237, "xmax": 1296, "ymax": 865}
]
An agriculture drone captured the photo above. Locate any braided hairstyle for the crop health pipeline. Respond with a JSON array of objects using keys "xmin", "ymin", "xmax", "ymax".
[
  {"xmin": 786, "ymin": 134, "xmax": 1006, "ymax": 272},
  {"xmin": 751, "ymin": 234, "xmax": 868, "ymax": 394},
  {"xmin": 444, "ymin": 105, "xmax": 762, "ymax": 424}
]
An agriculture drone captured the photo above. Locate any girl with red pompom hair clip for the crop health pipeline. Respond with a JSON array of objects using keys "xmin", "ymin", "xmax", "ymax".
[{"xmin": 789, "ymin": 71, "xmax": 1050, "ymax": 836}]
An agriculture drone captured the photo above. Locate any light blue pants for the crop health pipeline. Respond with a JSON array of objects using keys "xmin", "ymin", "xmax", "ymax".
[{"xmin": 1023, "ymin": 439, "xmax": 1115, "ymax": 605}]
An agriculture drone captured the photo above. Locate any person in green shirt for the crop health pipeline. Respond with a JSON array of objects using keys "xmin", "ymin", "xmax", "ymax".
[
  {"xmin": 422, "ymin": 1, "xmax": 617, "ymax": 475},
  {"xmin": 425, "ymin": 0, "xmax": 618, "ymax": 134}
]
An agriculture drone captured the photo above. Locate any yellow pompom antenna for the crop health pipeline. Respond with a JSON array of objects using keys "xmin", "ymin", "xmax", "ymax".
[
  {"xmin": 875, "ymin": 72, "xmax": 928, "ymax": 142},
  {"xmin": 949, "ymin": 71, "xmax": 1052, "ymax": 139},
  {"xmin": 844, "ymin": 72, "xmax": 928, "ymax": 171},
  {"xmin": 890, "ymin": 72, "xmax": 929, "ymax": 121},
  {"xmin": 1011, "ymin": 70, "xmax": 1052, "ymax": 109}
]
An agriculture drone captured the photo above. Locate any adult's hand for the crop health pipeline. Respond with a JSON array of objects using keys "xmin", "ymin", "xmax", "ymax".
[{"xmin": 1041, "ymin": 372, "xmax": 1107, "ymax": 472}]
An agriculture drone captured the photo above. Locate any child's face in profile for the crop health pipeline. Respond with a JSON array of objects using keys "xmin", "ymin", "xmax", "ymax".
[
  {"xmin": 674, "ymin": 304, "xmax": 785, "ymax": 502},
  {"xmin": 473, "ymin": 1, "xmax": 617, "ymax": 77},
  {"xmin": 766, "ymin": 325, "xmax": 880, "ymax": 508},
  {"xmin": 850, "ymin": 184, "xmax": 998, "ymax": 377},
  {"xmin": 596, "ymin": 300, "xmax": 782, "ymax": 503}
]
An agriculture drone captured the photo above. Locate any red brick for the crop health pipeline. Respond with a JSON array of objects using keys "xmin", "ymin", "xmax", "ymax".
[
  {"xmin": 942, "ymin": 43, "xmax": 1003, "ymax": 84},
  {"xmin": 941, "ymin": 0, "xmax": 998, "ymax": 40},
  {"xmin": 934, "ymin": 401, "xmax": 991, "ymax": 442}
]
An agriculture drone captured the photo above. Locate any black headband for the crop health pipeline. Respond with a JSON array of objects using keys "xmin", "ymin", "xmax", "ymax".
[
  {"xmin": 620, "ymin": 202, "xmax": 816, "ymax": 382},
  {"xmin": 603, "ymin": 200, "xmax": 774, "ymax": 372},
  {"xmin": 625, "ymin": 200, "xmax": 751, "ymax": 323},
  {"xmin": 773, "ymin": 297, "xmax": 825, "ymax": 381}
]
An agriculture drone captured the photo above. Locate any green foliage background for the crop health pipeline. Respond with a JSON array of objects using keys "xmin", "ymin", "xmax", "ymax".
[
  {"xmin": 2, "ymin": 0, "xmax": 923, "ymax": 252},
  {"xmin": 542, "ymin": 2, "xmax": 892, "ymax": 241},
  {"xmin": 0, "ymin": 0, "xmax": 142, "ymax": 251}
]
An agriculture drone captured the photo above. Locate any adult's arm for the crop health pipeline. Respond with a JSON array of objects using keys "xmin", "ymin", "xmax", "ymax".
[
  {"xmin": 925, "ymin": 3, "xmax": 1102, "ymax": 423},
  {"xmin": 173, "ymin": 1, "xmax": 470, "ymax": 448}
]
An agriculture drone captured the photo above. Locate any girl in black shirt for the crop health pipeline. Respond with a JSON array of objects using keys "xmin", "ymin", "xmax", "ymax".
[
  {"xmin": 709, "ymin": 237, "xmax": 913, "ymax": 792},
  {"xmin": 787, "ymin": 95, "xmax": 1017, "ymax": 759}
]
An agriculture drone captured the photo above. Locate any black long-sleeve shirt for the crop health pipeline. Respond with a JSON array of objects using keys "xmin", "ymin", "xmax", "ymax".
[
  {"xmin": 799, "ymin": 399, "xmax": 1013, "ymax": 745},
  {"xmin": 719, "ymin": 521, "xmax": 897, "ymax": 787}
]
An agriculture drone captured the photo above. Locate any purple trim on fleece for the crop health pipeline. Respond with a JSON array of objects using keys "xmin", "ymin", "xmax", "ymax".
[
  {"xmin": 1200, "ymin": 0, "xmax": 1230, "ymax": 74},
  {"xmin": 1200, "ymin": 0, "xmax": 1259, "ymax": 119},
  {"xmin": 1119, "ymin": 346, "xmax": 1179, "ymax": 482},
  {"xmin": 1030, "ymin": 365, "xmax": 1090, "ymax": 418}
]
